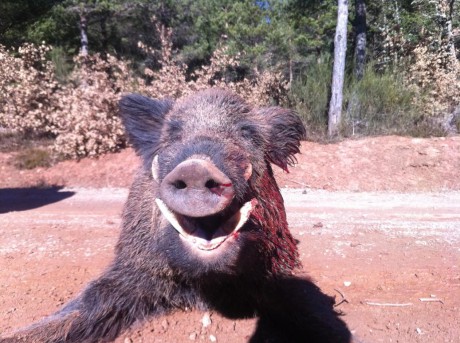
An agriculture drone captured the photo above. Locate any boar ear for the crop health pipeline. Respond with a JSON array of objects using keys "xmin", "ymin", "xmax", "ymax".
[
  {"xmin": 119, "ymin": 93, "xmax": 173, "ymax": 161},
  {"xmin": 260, "ymin": 107, "xmax": 306, "ymax": 171}
]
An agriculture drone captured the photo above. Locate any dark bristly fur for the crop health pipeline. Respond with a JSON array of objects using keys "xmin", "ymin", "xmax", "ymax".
[{"xmin": 1, "ymin": 89, "xmax": 351, "ymax": 343}]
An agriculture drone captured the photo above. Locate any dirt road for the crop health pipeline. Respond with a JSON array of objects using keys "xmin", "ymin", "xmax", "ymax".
[{"xmin": 1, "ymin": 187, "xmax": 459, "ymax": 342}]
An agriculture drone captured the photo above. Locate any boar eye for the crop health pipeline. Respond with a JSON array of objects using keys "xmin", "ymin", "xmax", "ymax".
[
  {"xmin": 167, "ymin": 119, "xmax": 183, "ymax": 140},
  {"xmin": 239, "ymin": 123, "xmax": 265, "ymax": 148},
  {"xmin": 239, "ymin": 123, "xmax": 258, "ymax": 140}
]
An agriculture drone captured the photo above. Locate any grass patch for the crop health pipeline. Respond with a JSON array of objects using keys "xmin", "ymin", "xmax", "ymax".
[
  {"xmin": 289, "ymin": 60, "xmax": 449, "ymax": 141},
  {"xmin": 0, "ymin": 130, "xmax": 54, "ymax": 152},
  {"xmin": 13, "ymin": 148, "xmax": 53, "ymax": 170},
  {"xmin": 1, "ymin": 130, "xmax": 58, "ymax": 169},
  {"xmin": 0, "ymin": 130, "xmax": 27, "ymax": 152},
  {"xmin": 343, "ymin": 65, "xmax": 425, "ymax": 137},
  {"xmin": 289, "ymin": 55, "xmax": 332, "ymax": 140},
  {"xmin": 50, "ymin": 46, "xmax": 73, "ymax": 84}
]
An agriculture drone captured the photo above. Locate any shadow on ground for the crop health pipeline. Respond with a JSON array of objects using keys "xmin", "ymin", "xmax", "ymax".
[{"xmin": 0, "ymin": 186, "xmax": 75, "ymax": 213}]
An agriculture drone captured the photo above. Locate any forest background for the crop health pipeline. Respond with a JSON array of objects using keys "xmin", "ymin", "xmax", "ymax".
[{"xmin": 0, "ymin": 0, "xmax": 459, "ymax": 160}]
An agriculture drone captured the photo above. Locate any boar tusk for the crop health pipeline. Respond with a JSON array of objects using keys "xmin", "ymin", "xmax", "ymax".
[
  {"xmin": 233, "ymin": 200, "xmax": 254, "ymax": 233},
  {"xmin": 152, "ymin": 155, "xmax": 159, "ymax": 181},
  {"xmin": 244, "ymin": 163, "xmax": 253, "ymax": 181},
  {"xmin": 155, "ymin": 198, "xmax": 189, "ymax": 237},
  {"xmin": 155, "ymin": 197, "xmax": 256, "ymax": 251}
]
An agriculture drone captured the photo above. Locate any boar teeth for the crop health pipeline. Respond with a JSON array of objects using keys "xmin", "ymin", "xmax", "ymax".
[
  {"xmin": 155, "ymin": 198, "xmax": 189, "ymax": 238},
  {"xmin": 155, "ymin": 198, "xmax": 254, "ymax": 251},
  {"xmin": 232, "ymin": 200, "xmax": 253, "ymax": 233}
]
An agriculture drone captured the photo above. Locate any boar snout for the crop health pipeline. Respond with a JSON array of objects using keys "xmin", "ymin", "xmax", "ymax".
[{"xmin": 159, "ymin": 158, "xmax": 235, "ymax": 217}]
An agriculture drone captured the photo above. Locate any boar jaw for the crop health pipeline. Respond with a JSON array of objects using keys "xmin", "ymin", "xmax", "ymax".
[{"xmin": 156, "ymin": 198, "xmax": 255, "ymax": 251}]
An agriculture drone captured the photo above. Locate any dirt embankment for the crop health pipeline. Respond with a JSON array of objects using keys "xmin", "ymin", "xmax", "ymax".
[{"xmin": 1, "ymin": 135, "xmax": 459, "ymax": 191}]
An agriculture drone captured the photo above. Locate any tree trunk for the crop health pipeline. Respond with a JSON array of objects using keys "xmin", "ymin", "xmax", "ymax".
[
  {"xmin": 354, "ymin": 0, "xmax": 367, "ymax": 80},
  {"xmin": 328, "ymin": 0, "xmax": 349, "ymax": 138},
  {"xmin": 100, "ymin": 12, "xmax": 109, "ymax": 60},
  {"xmin": 436, "ymin": 0, "xmax": 457, "ymax": 68},
  {"xmin": 79, "ymin": 12, "xmax": 88, "ymax": 56},
  {"xmin": 346, "ymin": 0, "xmax": 367, "ymax": 134},
  {"xmin": 446, "ymin": 0, "xmax": 457, "ymax": 62},
  {"xmin": 391, "ymin": 0, "xmax": 402, "ymax": 64}
]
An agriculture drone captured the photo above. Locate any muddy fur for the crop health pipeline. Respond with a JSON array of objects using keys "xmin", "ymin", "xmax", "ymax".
[{"xmin": 1, "ymin": 89, "xmax": 351, "ymax": 343}]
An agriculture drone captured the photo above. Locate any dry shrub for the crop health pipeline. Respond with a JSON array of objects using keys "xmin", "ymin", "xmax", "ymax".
[
  {"xmin": 0, "ymin": 43, "xmax": 57, "ymax": 134},
  {"xmin": 1, "ymin": 27, "xmax": 288, "ymax": 159},
  {"xmin": 185, "ymin": 45, "xmax": 288, "ymax": 106},
  {"xmin": 0, "ymin": 44, "xmax": 130, "ymax": 158},
  {"xmin": 138, "ymin": 23, "xmax": 288, "ymax": 107},
  {"xmin": 407, "ymin": 41, "xmax": 460, "ymax": 134},
  {"xmin": 136, "ymin": 25, "xmax": 187, "ymax": 99},
  {"xmin": 51, "ymin": 54, "xmax": 129, "ymax": 158}
]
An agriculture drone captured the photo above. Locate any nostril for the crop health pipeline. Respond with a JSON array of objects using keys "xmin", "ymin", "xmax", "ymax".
[
  {"xmin": 172, "ymin": 180, "xmax": 187, "ymax": 189},
  {"xmin": 160, "ymin": 158, "xmax": 235, "ymax": 216},
  {"xmin": 205, "ymin": 179, "xmax": 220, "ymax": 189}
]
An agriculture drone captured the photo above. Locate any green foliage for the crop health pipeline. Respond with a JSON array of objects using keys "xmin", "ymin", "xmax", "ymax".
[
  {"xmin": 290, "ymin": 59, "xmax": 441, "ymax": 139},
  {"xmin": 25, "ymin": 3, "xmax": 79, "ymax": 53},
  {"xmin": 0, "ymin": 0, "xmax": 58, "ymax": 46},
  {"xmin": 49, "ymin": 46, "xmax": 72, "ymax": 83},
  {"xmin": 176, "ymin": 0, "xmax": 270, "ymax": 68},
  {"xmin": 289, "ymin": 55, "xmax": 332, "ymax": 139},
  {"xmin": 344, "ymin": 65, "xmax": 422, "ymax": 136},
  {"xmin": 282, "ymin": 0, "xmax": 337, "ymax": 55},
  {"xmin": 0, "ymin": 0, "xmax": 342, "ymax": 78}
]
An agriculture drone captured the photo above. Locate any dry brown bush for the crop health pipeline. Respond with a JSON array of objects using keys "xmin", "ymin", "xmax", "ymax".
[
  {"xmin": 0, "ymin": 43, "xmax": 57, "ymax": 134},
  {"xmin": 0, "ymin": 44, "xmax": 130, "ymax": 158},
  {"xmin": 0, "ymin": 30, "xmax": 287, "ymax": 159},
  {"xmin": 407, "ymin": 41, "xmax": 460, "ymax": 134},
  {"xmin": 137, "ymin": 23, "xmax": 288, "ymax": 106},
  {"xmin": 51, "ymin": 54, "xmax": 129, "ymax": 158}
]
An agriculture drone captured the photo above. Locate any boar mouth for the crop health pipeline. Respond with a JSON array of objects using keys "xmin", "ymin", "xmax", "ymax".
[{"xmin": 156, "ymin": 198, "xmax": 255, "ymax": 251}]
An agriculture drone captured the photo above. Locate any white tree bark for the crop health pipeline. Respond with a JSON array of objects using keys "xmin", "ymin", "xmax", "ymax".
[
  {"xmin": 435, "ymin": 0, "xmax": 457, "ymax": 67},
  {"xmin": 79, "ymin": 13, "xmax": 88, "ymax": 56},
  {"xmin": 328, "ymin": 0, "xmax": 349, "ymax": 137}
]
